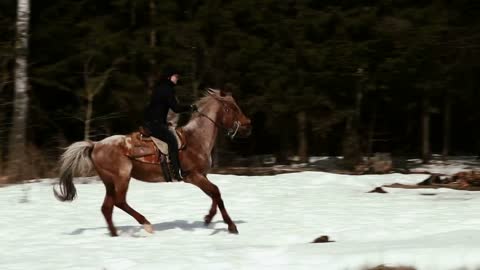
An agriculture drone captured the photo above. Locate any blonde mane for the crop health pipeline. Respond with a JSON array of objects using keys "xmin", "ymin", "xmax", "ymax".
[
  {"xmin": 194, "ymin": 88, "xmax": 232, "ymax": 112},
  {"xmin": 194, "ymin": 94, "xmax": 214, "ymax": 111}
]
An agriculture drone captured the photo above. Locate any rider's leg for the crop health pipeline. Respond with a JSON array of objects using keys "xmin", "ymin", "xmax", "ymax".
[{"xmin": 155, "ymin": 125, "xmax": 183, "ymax": 180}]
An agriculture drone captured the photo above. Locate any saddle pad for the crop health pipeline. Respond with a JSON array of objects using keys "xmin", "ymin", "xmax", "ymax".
[{"xmin": 150, "ymin": 137, "xmax": 169, "ymax": 155}]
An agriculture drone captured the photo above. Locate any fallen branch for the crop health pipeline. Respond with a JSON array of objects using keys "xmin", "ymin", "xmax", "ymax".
[
  {"xmin": 383, "ymin": 183, "xmax": 480, "ymax": 192},
  {"xmin": 209, "ymin": 166, "xmax": 310, "ymax": 176}
]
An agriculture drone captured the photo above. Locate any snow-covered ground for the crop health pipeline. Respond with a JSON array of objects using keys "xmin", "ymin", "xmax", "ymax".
[
  {"xmin": 409, "ymin": 156, "xmax": 480, "ymax": 175},
  {"xmin": 2, "ymin": 171, "xmax": 480, "ymax": 270}
]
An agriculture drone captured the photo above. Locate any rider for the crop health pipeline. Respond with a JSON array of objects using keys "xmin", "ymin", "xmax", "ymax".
[{"xmin": 144, "ymin": 67, "xmax": 197, "ymax": 180}]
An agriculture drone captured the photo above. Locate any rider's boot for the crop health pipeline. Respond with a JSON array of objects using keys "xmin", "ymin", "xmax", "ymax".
[{"xmin": 171, "ymin": 160, "xmax": 187, "ymax": 181}]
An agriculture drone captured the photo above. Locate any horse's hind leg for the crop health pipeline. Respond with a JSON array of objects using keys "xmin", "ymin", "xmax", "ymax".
[
  {"xmin": 114, "ymin": 180, "xmax": 154, "ymax": 234},
  {"xmin": 188, "ymin": 173, "xmax": 238, "ymax": 234},
  {"xmin": 101, "ymin": 182, "xmax": 117, "ymax": 236}
]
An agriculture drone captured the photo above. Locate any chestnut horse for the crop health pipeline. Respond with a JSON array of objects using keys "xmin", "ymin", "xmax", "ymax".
[{"xmin": 54, "ymin": 89, "xmax": 252, "ymax": 236}]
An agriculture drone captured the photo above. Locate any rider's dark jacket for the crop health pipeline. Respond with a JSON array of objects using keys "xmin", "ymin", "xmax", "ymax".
[{"xmin": 144, "ymin": 79, "xmax": 190, "ymax": 125}]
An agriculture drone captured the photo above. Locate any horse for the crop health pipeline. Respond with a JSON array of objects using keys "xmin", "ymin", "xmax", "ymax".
[{"xmin": 54, "ymin": 89, "xmax": 252, "ymax": 237}]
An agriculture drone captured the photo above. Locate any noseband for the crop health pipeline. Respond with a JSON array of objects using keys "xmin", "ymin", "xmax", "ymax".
[{"xmin": 227, "ymin": 121, "xmax": 241, "ymax": 139}]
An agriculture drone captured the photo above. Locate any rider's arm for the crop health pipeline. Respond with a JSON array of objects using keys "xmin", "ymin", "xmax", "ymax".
[{"xmin": 168, "ymin": 89, "xmax": 191, "ymax": 113}]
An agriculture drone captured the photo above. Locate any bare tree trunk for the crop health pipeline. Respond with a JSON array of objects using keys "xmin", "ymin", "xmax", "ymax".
[
  {"xmin": 82, "ymin": 57, "xmax": 116, "ymax": 140},
  {"xmin": 149, "ymin": 0, "xmax": 156, "ymax": 49},
  {"xmin": 84, "ymin": 96, "xmax": 93, "ymax": 140},
  {"xmin": 130, "ymin": 0, "xmax": 136, "ymax": 27},
  {"xmin": 297, "ymin": 111, "xmax": 308, "ymax": 163},
  {"xmin": 442, "ymin": 96, "xmax": 451, "ymax": 160},
  {"xmin": 367, "ymin": 103, "xmax": 377, "ymax": 157},
  {"xmin": 7, "ymin": 0, "xmax": 30, "ymax": 180},
  {"xmin": 275, "ymin": 128, "xmax": 290, "ymax": 165},
  {"xmin": 192, "ymin": 46, "xmax": 199, "ymax": 99},
  {"xmin": 342, "ymin": 117, "xmax": 362, "ymax": 170},
  {"xmin": 0, "ymin": 77, "xmax": 7, "ymax": 174},
  {"xmin": 147, "ymin": 0, "xmax": 156, "ymax": 94},
  {"xmin": 421, "ymin": 96, "xmax": 431, "ymax": 164},
  {"xmin": 342, "ymin": 75, "xmax": 364, "ymax": 169},
  {"xmin": 0, "ymin": 60, "xmax": 11, "ymax": 174},
  {"xmin": 354, "ymin": 82, "xmax": 363, "ymax": 124}
]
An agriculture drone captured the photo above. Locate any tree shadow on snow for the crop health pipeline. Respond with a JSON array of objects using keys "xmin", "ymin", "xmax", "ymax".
[{"xmin": 67, "ymin": 219, "xmax": 247, "ymax": 237}]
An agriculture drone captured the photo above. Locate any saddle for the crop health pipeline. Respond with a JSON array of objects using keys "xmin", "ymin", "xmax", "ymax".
[
  {"xmin": 138, "ymin": 126, "xmax": 186, "ymax": 155},
  {"xmin": 125, "ymin": 126, "xmax": 187, "ymax": 182},
  {"xmin": 125, "ymin": 126, "xmax": 186, "ymax": 163}
]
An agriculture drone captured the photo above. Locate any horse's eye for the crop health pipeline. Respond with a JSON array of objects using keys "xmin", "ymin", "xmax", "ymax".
[{"xmin": 224, "ymin": 107, "xmax": 230, "ymax": 112}]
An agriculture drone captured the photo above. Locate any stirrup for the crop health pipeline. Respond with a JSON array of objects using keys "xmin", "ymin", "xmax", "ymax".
[
  {"xmin": 176, "ymin": 170, "xmax": 184, "ymax": 180},
  {"xmin": 175, "ymin": 169, "xmax": 189, "ymax": 181}
]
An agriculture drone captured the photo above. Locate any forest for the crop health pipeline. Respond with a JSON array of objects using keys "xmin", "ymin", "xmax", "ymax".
[{"xmin": 1, "ymin": 0, "xmax": 480, "ymax": 181}]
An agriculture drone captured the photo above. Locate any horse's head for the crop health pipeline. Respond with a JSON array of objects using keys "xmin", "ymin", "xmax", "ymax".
[{"xmin": 206, "ymin": 88, "xmax": 252, "ymax": 139}]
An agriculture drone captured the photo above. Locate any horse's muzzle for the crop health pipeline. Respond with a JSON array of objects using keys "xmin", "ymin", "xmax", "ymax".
[{"xmin": 237, "ymin": 124, "xmax": 252, "ymax": 138}]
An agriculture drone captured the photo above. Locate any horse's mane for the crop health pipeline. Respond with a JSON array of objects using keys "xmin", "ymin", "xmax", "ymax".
[
  {"xmin": 195, "ymin": 94, "xmax": 214, "ymax": 111},
  {"xmin": 194, "ymin": 88, "xmax": 232, "ymax": 111}
]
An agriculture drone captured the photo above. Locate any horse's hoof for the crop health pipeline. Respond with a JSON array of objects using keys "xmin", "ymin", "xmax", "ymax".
[
  {"xmin": 204, "ymin": 215, "xmax": 212, "ymax": 226},
  {"xmin": 143, "ymin": 223, "xmax": 154, "ymax": 234},
  {"xmin": 109, "ymin": 228, "xmax": 119, "ymax": 237},
  {"xmin": 228, "ymin": 225, "xmax": 239, "ymax": 234}
]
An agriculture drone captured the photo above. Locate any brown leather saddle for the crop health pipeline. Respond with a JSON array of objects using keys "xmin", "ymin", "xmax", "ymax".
[
  {"xmin": 125, "ymin": 126, "xmax": 187, "ymax": 182},
  {"xmin": 139, "ymin": 126, "xmax": 186, "ymax": 153},
  {"xmin": 125, "ymin": 126, "xmax": 186, "ymax": 163}
]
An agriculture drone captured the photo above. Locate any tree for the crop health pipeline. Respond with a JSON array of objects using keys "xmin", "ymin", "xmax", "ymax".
[
  {"xmin": 0, "ymin": 45, "xmax": 13, "ymax": 174},
  {"xmin": 4, "ymin": 0, "xmax": 480, "ymax": 175},
  {"xmin": 7, "ymin": 0, "xmax": 30, "ymax": 180},
  {"xmin": 81, "ymin": 56, "xmax": 122, "ymax": 140}
]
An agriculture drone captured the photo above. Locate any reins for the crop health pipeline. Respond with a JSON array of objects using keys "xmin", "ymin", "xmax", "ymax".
[
  {"xmin": 195, "ymin": 110, "xmax": 223, "ymax": 129},
  {"xmin": 194, "ymin": 109, "xmax": 241, "ymax": 139}
]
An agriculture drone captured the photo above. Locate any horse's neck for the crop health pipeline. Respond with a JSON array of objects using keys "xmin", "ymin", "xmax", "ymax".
[{"xmin": 183, "ymin": 109, "xmax": 220, "ymax": 155}]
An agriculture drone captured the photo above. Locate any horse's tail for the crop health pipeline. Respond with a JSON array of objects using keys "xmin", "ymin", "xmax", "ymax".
[{"xmin": 54, "ymin": 141, "xmax": 96, "ymax": 202}]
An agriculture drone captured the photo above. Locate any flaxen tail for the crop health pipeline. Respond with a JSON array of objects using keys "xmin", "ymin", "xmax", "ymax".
[{"xmin": 54, "ymin": 141, "xmax": 95, "ymax": 201}]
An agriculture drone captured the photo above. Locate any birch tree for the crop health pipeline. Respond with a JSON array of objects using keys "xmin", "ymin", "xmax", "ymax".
[{"xmin": 7, "ymin": 0, "xmax": 30, "ymax": 180}]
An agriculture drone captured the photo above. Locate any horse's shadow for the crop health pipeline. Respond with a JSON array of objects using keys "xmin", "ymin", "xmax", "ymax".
[{"xmin": 67, "ymin": 220, "xmax": 247, "ymax": 237}]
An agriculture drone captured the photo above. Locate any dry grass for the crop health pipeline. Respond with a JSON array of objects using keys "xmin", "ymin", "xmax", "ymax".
[{"xmin": 0, "ymin": 144, "xmax": 59, "ymax": 184}]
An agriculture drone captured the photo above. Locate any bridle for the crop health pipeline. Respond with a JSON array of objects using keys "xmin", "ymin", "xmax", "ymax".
[{"xmin": 195, "ymin": 103, "xmax": 241, "ymax": 139}]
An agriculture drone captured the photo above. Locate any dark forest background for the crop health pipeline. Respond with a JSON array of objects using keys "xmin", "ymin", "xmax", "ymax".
[{"xmin": 1, "ymin": 0, "xmax": 480, "ymax": 180}]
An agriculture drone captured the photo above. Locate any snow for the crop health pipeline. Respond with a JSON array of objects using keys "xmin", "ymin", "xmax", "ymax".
[
  {"xmin": 2, "ymin": 171, "xmax": 480, "ymax": 270},
  {"xmin": 408, "ymin": 156, "xmax": 480, "ymax": 175}
]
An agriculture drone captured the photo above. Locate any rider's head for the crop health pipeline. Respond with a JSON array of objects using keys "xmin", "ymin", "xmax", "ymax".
[{"xmin": 162, "ymin": 66, "xmax": 180, "ymax": 85}]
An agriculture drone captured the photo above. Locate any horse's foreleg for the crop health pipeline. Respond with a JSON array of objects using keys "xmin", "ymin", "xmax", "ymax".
[
  {"xmin": 114, "ymin": 181, "xmax": 154, "ymax": 234},
  {"xmin": 216, "ymin": 189, "xmax": 238, "ymax": 234},
  {"xmin": 188, "ymin": 173, "xmax": 238, "ymax": 234}
]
